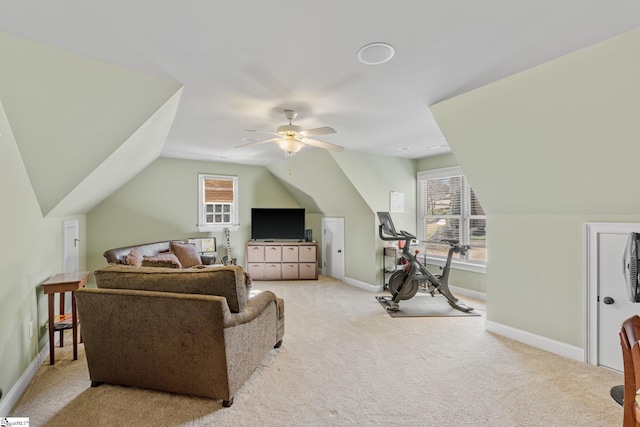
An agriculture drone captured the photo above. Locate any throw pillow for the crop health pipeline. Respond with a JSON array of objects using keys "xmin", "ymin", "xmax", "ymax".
[
  {"xmin": 170, "ymin": 241, "xmax": 203, "ymax": 268},
  {"xmin": 123, "ymin": 247, "xmax": 143, "ymax": 266},
  {"xmin": 141, "ymin": 253, "xmax": 183, "ymax": 269}
]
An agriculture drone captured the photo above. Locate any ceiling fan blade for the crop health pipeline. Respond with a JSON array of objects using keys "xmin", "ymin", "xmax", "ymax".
[
  {"xmin": 244, "ymin": 129, "xmax": 279, "ymax": 137},
  {"xmin": 302, "ymin": 138, "xmax": 344, "ymax": 152},
  {"xmin": 299, "ymin": 126, "xmax": 336, "ymax": 137},
  {"xmin": 235, "ymin": 137, "xmax": 279, "ymax": 148}
]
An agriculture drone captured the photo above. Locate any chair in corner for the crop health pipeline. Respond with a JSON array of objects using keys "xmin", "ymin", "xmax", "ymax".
[
  {"xmin": 619, "ymin": 314, "xmax": 640, "ymax": 427},
  {"xmin": 631, "ymin": 340, "xmax": 640, "ymax": 427}
]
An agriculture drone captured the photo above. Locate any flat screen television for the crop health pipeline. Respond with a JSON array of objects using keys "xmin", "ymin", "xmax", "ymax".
[{"xmin": 251, "ymin": 208, "xmax": 306, "ymax": 241}]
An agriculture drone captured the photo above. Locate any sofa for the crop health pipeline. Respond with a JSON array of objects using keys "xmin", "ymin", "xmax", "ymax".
[
  {"xmin": 103, "ymin": 240, "xmax": 216, "ymax": 266},
  {"xmin": 75, "ymin": 263, "xmax": 285, "ymax": 407}
]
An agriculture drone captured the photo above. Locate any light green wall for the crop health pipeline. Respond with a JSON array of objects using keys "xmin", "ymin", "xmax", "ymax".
[
  {"xmin": 431, "ymin": 28, "xmax": 640, "ymax": 347},
  {"xmin": 0, "ymin": 32, "xmax": 182, "ymax": 217},
  {"xmin": 0, "ymin": 100, "xmax": 86, "ymax": 402},
  {"xmin": 416, "ymin": 152, "xmax": 458, "ymax": 171},
  {"xmin": 331, "ymin": 150, "xmax": 416, "ymax": 230},
  {"xmin": 86, "ymin": 157, "xmax": 300, "ymax": 273}
]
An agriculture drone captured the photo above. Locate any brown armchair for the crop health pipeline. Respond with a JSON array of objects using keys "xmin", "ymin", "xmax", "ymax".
[{"xmin": 75, "ymin": 264, "xmax": 284, "ymax": 407}]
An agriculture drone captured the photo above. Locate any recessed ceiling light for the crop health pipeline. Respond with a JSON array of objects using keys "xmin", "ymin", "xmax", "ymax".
[
  {"xmin": 398, "ymin": 147, "xmax": 410, "ymax": 151},
  {"xmin": 357, "ymin": 42, "xmax": 395, "ymax": 65}
]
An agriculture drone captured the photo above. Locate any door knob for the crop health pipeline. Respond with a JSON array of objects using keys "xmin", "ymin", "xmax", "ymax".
[
  {"xmin": 337, "ymin": 249, "xmax": 342, "ymax": 253},
  {"xmin": 603, "ymin": 297, "xmax": 615, "ymax": 305}
]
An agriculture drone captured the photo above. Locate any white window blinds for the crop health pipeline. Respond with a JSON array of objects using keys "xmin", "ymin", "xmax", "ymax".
[{"xmin": 418, "ymin": 167, "xmax": 486, "ymax": 265}]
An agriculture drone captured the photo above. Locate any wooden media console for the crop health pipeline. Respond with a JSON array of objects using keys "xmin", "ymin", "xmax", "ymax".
[{"xmin": 246, "ymin": 241, "xmax": 318, "ymax": 280}]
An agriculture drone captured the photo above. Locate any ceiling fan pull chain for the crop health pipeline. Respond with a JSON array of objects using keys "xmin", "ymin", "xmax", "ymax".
[{"xmin": 288, "ymin": 156, "xmax": 293, "ymax": 175}]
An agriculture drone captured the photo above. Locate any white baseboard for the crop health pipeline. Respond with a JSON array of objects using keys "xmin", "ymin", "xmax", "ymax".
[
  {"xmin": 343, "ymin": 277, "xmax": 384, "ymax": 293},
  {"xmin": 449, "ymin": 285, "xmax": 486, "ymax": 302},
  {"xmin": 485, "ymin": 320, "xmax": 584, "ymax": 362},
  {"xmin": 0, "ymin": 344, "xmax": 49, "ymax": 416}
]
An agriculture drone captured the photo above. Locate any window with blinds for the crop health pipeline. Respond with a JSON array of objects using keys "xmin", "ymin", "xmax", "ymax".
[
  {"xmin": 418, "ymin": 167, "xmax": 486, "ymax": 266},
  {"xmin": 198, "ymin": 174, "xmax": 238, "ymax": 231}
]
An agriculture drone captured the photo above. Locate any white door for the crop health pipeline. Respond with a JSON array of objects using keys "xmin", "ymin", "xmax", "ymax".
[
  {"xmin": 322, "ymin": 217, "xmax": 345, "ymax": 280},
  {"xmin": 62, "ymin": 220, "xmax": 79, "ymax": 273},
  {"xmin": 586, "ymin": 223, "xmax": 640, "ymax": 371}
]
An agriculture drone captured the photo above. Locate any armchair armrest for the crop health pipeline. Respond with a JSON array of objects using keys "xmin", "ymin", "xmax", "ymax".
[{"xmin": 223, "ymin": 290, "xmax": 277, "ymax": 328}]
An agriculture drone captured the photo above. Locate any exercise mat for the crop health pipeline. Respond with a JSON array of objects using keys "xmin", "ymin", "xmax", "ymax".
[{"xmin": 376, "ymin": 294, "xmax": 481, "ymax": 318}]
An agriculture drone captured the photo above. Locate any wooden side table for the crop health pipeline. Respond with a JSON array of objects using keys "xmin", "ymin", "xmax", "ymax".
[{"xmin": 42, "ymin": 271, "xmax": 89, "ymax": 365}]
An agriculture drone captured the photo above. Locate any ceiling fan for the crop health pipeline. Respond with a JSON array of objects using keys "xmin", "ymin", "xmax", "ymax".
[{"xmin": 237, "ymin": 110, "xmax": 344, "ymax": 155}]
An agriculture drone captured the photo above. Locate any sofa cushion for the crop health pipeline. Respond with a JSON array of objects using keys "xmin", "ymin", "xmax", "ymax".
[
  {"xmin": 123, "ymin": 247, "xmax": 143, "ymax": 266},
  {"xmin": 170, "ymin": 241, "xmax": 203, "ymax": 268},
  {"xmin": 142, "ymin": 253, "xmax": 182, "ymax": 269},
  {"xmin": 94, "ymin": 264, "xmax": 248, "ymax": 312}
]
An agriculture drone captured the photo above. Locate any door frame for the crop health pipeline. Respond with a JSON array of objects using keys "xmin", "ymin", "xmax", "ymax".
[{"xmin": 585, "ymin": 222, "xmax": 639, "ymax": 366}]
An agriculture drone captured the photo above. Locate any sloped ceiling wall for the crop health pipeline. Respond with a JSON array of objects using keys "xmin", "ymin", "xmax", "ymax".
[
  {"xmin": 0, "ymin": 32, "xmax": 182, "ymax": 217},
  {"xmin": 267, "ymin": 150, "xmax": 371, "ymax": 215},
  {"xmin": 430, "ymin": 28, "xmax": 640, "ymax": 216}
]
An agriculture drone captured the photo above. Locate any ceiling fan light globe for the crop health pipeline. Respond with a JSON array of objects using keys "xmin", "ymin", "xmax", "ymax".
[{"xmin": 278, "ymin": 138, "xmax": 304, "ymax": 153}]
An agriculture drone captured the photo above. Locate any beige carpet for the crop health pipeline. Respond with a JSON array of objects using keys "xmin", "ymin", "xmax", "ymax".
[
  {"xmin": 375, "ymin": 294, "xmax": 481, "ymax": 317},
  {"xmin": 10, "ymin": 276, "xmax": 623, "ymax": 426}
]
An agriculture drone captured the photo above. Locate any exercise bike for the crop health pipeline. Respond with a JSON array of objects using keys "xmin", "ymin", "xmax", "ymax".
[{"xmin": 377, "ymin": 212, "xmax": 474, "ymax": 313}]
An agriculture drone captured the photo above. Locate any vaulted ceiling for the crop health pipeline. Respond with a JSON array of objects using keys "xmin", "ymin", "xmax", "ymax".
[{"xmin": 2, "ymin": 1, "xmax": 638, "ymax": 167}]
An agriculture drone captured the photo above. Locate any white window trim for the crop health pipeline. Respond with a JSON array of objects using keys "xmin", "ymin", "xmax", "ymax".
[
  {"xmin": 417, "ymin": 166, "xmax": 486, "ymax": 274},
  {"xmin": 197, "ymin": 174, "xmax": 239, "ymax": 232}
]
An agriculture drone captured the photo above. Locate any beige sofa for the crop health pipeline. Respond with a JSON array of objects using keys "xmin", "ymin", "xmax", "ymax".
[{"xmin": 75, "ymin": 264, "xmax": 284, "ymax": 407}]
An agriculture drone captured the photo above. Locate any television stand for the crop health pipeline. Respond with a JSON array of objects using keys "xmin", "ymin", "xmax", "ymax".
[{"xmin": 246, "ymin": 241, "xmax": 318, "ymax": 280}]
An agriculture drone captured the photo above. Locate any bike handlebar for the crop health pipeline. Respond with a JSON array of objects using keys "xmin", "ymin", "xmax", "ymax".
[
  {"xmin": 378, "ymin": 225, "xmax": 415, "ymax": 242},
  {"xmin": 378, "ymin": 225, "xmax": 472, "ymax": 252}
]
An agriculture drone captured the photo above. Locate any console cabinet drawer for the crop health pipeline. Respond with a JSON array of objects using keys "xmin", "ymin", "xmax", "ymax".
[
  {"xmin": 299, "ymin": 246, "xmax": 317, "ymax": 263},
  {"xmin": 299, "ymin": 263, "xmax": 318, "ymax": 279},
  {"xmin": 282, "ymin": 245, "xmax": 299, "ymax": 262},
  {"xmin": 264, "ymin": 263, "xmax": 281, "ymax": 280},
  {"xmin": 265, "ymin": 245, "xmax": 282, "ymax": 262},
  {"xmin": 247, "ymin": 263, "xmax": 265, "ymax": 280},
  {"xmin": 281, "ymin": 263, "xmax": 299, "ymax": 279},
  {"xmin": 247, "ymin": 245, "xmax": 265, "ymax": 262}
]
